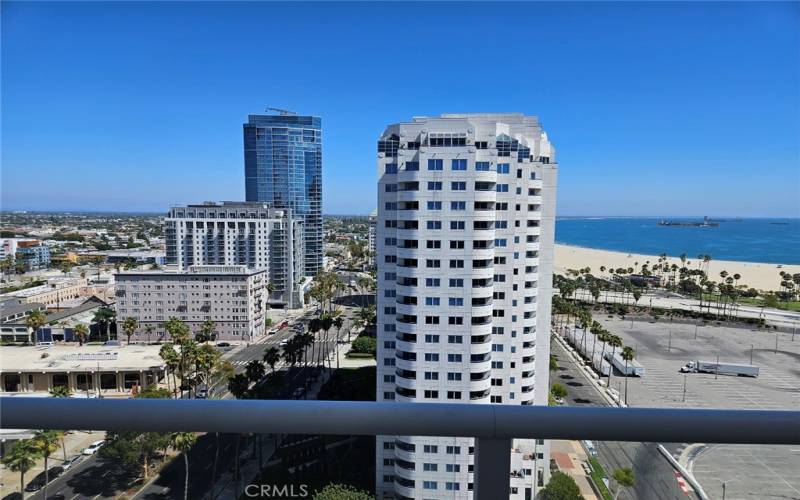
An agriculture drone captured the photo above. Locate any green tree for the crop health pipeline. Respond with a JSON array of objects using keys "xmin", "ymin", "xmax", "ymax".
[
  {"xmin": 314, "ymin": 483, "xmax": 373, "ymax": 500},
  {"xmin": 263, "ymin": 346, "xmax": 281, "ymax": 372},
  {"xmin": 549, "ymin": 354, "xmax": 559, "ymax": 372},
  {"xmin": 26, "ymin": 309, "xmax": 46, "ymax": 345},
  {"xmin": 50, "ymin": 385, "xmax": 71, "ymax": 398},
  {"xmin": 551, "ymin": 382, "xmax": 568, "ymax": 400},
  {"xmin": 170, "ymin": 432, "xmax": 197, "ymax": 500},
  {"xmin": 197, "ymin": 320, "xmax": 216, "ymax": 343},
  {"xmin": 228, "ymin": 373, "xmax": 250, "ymax": 399},
  {"xmin": 92, "ymin": 306, "xmax": 116, "ymax": 341},
  {"xmin": 245, "ymin": 360, "xmax": 266, "ymax": 383},
  {"xmin": 351, "ymin": 336, "xmax": 377, "ymax": 356},
  {"xmin": 32, "ymin": 429, "xmax": 61, "ymax": 499},
  {"xmin": 73, "ymin": 323, "xmax": 89, "ymax": 346},
  {"xmin": 621, "ymin": 346, "xmax": 635, "ymax": 405},
  {"xmin": 612, "ymin": 467, "xmax": 635, "ymax": 499},
  {"xmin": 2, "ymin": 439, "xmax": 37, "ymax": 497},
  {"xmin": 159, "ymin": 343, "xmax": 180, "ymax": 397},
  {"xmin": 144, "ymin": 323, "xmax": 155, "ymax": 343},
  {"xmin": 539, "ymin": 471, "xmax": 584, "ymax": 500},
  {"xmin": 121, "ymin": 316, "xmax": 139, "ymax": 345}
]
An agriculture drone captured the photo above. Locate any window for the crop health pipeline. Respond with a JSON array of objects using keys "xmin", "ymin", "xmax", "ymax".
[
  {"xmin": 448, "ymin": 335, "xmax": 463, "ymax": 344},
  {"xmin": 427, "ymin": 159, "xmax": 443, "ymax": 171},
  {"xmin": 427, "ymin": 201, "xmax": 442, "ymax": 210},
  {"xmin": 496, "ymin": 220, "xmax": 508, "ymax": 228},
  {"xmin": 446, "ymin": 482, "xmax": 461, "ymax": 491},
  {"xmin": 447, "ymin": 372, "xmax": 462, "ymax": 381},
  {"xmin": 449, "ymin": 278, "xmax": 464, "ymax": 287},
  {"xmin": 497, "ymin": 163, "xmax": 510, "ymax": 174},
  {"xmin": 475, "ymin": 161, "xmax": 490, "ymax": 171},
  {"xmin": 448, "ymin": 317, "xmax": 463, "ymax": 325},
  {"xmin": 405, "ymin": 161, "xmax": 419, "ymax": 171},
  {"xmin": 424, "ymin": 445, "xmax": 438, "ymax": 453},
  {"xmin": 449, "ymin": 241, "xmax": 464, "ymax": 250},
  {"xmin": 450, "ymin": 221, "xmax": 465, "ymax": 230},
  {"xmin": 449, "ymin": 298, "xmax": 464, "ymax": 306},
  {"xmin": 424, "ymin": 463, "xmax": 438, "ymax": 471},
  {"xmin": 427, "ymin": 221, "xmax": 442, "ymax": 230},
  {"xmin": 384, "ymin": 392, "xmax": 396, "ymax": 400},
  {"xmin": 427, "ymin": 181, "xmax": 443, "ymax": 191},
  {"xmin": 450, "ymin": 201, "xmax": 466, "ymax": 210},
  {"xmin": 495, "ymin": 238, "xmax": 507, "ymax": 247},
  {"xmin": 496, "ymin": 184, "xmax": 509, "ymax": 192},
  {"xmin": 425, "ymin": 316, "xmax": 440, "ymax": 324},
  {"xmin": 475, "ymin": 141, "xmax": 488, "ymax": 149},
  {"xmin": 426, "ymin": 259, "xmax": 441, "ymax": 268},
  {"xmin": 447, "ymin": 354, "xmax": 463, "ymax": 362},
  {"xmin": 452, "ymin": 159, "xmax": 467, "ymax": 170},
  {"xmin": 451, "ymin": 181, "xmax": 466, "ymax": 191},
  {"xmin": 425, "ymin": 353, "xmax": 440, "ymax": 362},
  {"xmin": 425, "ymin": 278, "xmax": 441, "ymax": 287},
  {"xmin": 424, "ymin": 390, "xmax": 439, "ymax": 399},
  {"xmin": 423, "ymin": 481, "xmax": 437, "ymax": 490},
  {"xmin": 425, "ymin": 297, "xmax": 440, "ymax": 306},
  {"xmin": 449, "ymin": 259, "xmax": 464, "ymax": 269},
  {"xmin": 424, "ymin": 371, "xmax": 439, "ymax": 380},
  {"xmin": 385, "ymin": 163, "xmax": 398, "ymax": 174},
  {"xmin": 385, "ymin": 183, "xmax": 397, "ymax": 192},
  {"xmin": 446, "ymin": 464, "xmax": 461, "ymax": 473},
  {"xmin": 427, "ymin": 240, "xmax": 441, "ymax": 249},
  {"xmin": 446, "ymin": 446, "xmax": 461, "ymax": 454}
]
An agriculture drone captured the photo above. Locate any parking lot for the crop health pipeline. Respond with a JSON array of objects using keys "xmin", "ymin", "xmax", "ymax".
[{"xmin": 593, "ymin": 315, "xmax": 800, "ymax": 500}]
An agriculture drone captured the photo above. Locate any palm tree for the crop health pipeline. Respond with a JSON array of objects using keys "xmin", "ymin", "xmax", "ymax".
[
  {"xmin": 612, "ymin": 467, "xmax": 635, "ymax": 499},
  {"xmin": 197, "ymin": 320, "xmax": 216, "ymax": 344},
  {"xmin": 26, "ymin": 309, "xmax": 46, "ymax": 346},
  {"xmin": 121, "ymin": 316, "xmax": 138, "ymax": 345},
  {"xmin": 170, "ymin": 432, "xmax": 197, "ymax": 500},
  {"xmin": 92, "ymin": 306, "xmax": 116, "ymax": 342},
  {"xmin": 227, "ymin": 373, "xmax": 250, "ymax": 399},
  {"xmin": 33, "ymin": 430, "xmax": 61, "ymax": 500},
  {"xmin": 159, "ymin": 343, "xmax": 180, "ymax": 397},
  {"xmin": 73, "ymin": 323, "xmax": 89, "ymax": 346},
  {"xmin": 245, "ymin": 360, "xmax": 266, "ymax": 384},
  {"xmin": 2, "ymin": 439, "xmax": 37, "ymax": 498},
  {"xmin": 606, "ymin": 334, "xmax": 622, "ymax": 391},
  {"xmin": 263, "ymin": 347, "xmax": 281, "ymax": 373},
  {"xmin": 145, "ymin": 324, "xmax": 154, "ymax": 343},
  {"xmin": 621, "ymin": 346, "xmax": 635, "ymax": 405}
]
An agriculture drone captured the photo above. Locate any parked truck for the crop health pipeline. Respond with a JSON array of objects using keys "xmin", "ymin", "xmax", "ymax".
[
  {"xmin": 605, "ymin": 351, "xmax": 645, "ymax": 377},
  {"xmin": 680, "ymin": 360, "xmax": 759, "ymax": 377}
]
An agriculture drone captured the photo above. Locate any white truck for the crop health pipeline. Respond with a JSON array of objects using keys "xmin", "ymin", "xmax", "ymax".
[
  {"xmin": 680, "ymin": 360, "xmax": 759, "ymax": 377},
  {"xmin": 605, "ymin": 351, "xmax": 645, "ymax": 377}
]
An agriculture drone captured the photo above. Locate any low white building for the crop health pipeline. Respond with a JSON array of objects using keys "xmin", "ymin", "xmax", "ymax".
[{"xmin": 115, "ymin": 265, "xmax": 268, "ymax": 342}]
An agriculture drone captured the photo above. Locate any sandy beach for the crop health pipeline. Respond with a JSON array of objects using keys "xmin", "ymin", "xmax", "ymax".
[{"xmin": 554, "ymin": 244, "xmax": 799, "ymax": 292}]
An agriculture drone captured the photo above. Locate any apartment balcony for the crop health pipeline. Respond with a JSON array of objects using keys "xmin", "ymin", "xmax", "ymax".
[{"xmin": 1, "ymin": 398, "xmax": 796, "ymax": 500}]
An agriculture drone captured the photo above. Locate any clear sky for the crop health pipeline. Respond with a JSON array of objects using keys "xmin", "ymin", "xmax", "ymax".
[{"xmin": 2, "ymin": 1, "xmax": 798, "ymax": 217}]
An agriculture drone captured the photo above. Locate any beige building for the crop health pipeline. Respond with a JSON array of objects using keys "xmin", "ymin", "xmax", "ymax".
[
  {"xmin": 0, "ymin": 344, "xmax": 166, "ymax": 395},
  {"xmin": 115, "ymin": 265, "xmax": 267, "ymax": 342},
  {"xmin": 0, "ymin": 277, "xmax": 87, "ymax": 307}
]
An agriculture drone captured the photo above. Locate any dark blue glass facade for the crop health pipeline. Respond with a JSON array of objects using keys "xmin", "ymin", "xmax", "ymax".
[{"xmin": 244, "ymin": 114, "xmax": 322, "ymax": 276}]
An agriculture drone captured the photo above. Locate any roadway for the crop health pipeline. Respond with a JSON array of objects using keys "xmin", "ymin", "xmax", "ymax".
[{"xmin": 551, "ymin": 340, "xmax": 698, "ymax": 500}]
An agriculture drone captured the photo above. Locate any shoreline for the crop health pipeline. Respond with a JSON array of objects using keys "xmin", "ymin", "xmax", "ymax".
[{"xmin": 554, "ymin": 244, "xmax": 799, "ymax": 291}]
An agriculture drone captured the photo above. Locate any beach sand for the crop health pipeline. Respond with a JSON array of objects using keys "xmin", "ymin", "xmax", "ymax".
[{"xmin": 554, "ymin": 244, "xmax": 799, "ymax": 292}]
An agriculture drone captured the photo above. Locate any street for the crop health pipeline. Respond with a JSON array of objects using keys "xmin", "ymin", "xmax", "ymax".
[{"xmin": 551, "ymin": 340, "xmax": 698, "ymax": 500}]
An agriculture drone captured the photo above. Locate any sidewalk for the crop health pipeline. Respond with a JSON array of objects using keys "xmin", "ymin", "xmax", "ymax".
[
  {"xmin": 551, "ymin": 440, "xmax": 600, "ymax": 500},
  {"xmin": 0, "ymin": 429, "xmax": 105, "ymax": 498}
]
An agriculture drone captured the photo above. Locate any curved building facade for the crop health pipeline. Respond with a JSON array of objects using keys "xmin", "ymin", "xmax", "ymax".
[{"xmin": 375, "ymin": 113, "xmax": 558, "ymax": 499}]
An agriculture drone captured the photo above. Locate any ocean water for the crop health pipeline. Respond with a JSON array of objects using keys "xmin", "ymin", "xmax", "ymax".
[{"xmin": 554, "ymin": 217, "xmax": 799, "ymax": 265}]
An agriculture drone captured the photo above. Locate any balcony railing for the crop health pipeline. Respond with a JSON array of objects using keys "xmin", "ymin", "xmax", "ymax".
[{"xmin": 1, "ymin": 398, "xmax": 797, "ymax": 500}]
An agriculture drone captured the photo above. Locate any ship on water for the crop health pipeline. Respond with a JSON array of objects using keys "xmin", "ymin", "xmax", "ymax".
[{"xmin": 658, "ymin": 216, "xmax": 719, "ymax": 227}]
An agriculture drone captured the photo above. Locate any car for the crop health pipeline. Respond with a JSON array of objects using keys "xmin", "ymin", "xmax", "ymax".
[
  {"xmin": 62, "ymin": 455, "xmax": 82, "ymax": 471},
  {"xmin": 103, "ymin": 340, "xmax": 121, "ymax": 346},
  {"xmin": 196, "ymin": 386, "xmax": 210, "ymax": 399},
  {"xmin": 24, "ymin": 467, "xmax": 64, "ymax": 491},
  {"xmin": 82, "ymin": 440, "xmax": 105, "ymax": 455},
  {"xmin": 216, "ymin": 342, "xmax": 231, "ymax": 347},
  {"xmin": 279, "ymin": 339, "xmax": 289, "ymax": 347}
]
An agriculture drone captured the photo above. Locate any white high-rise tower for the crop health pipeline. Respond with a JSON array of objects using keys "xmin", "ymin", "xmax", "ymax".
[{"xmin": 375, "ymin": 113, "xmax": 558, "ymax": 499}]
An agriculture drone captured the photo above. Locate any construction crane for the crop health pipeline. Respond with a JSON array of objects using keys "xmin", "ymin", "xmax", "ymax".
[{"xmin": 265, "ymin": 107, "xmax": 297, "ymax": 116}]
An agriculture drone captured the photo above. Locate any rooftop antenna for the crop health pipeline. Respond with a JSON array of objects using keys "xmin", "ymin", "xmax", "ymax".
[{"xmin": 265, "ymin": 107, "xmax": 297, "ymax": 116}]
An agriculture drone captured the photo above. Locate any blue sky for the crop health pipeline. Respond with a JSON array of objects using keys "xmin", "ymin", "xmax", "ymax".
[{"xmin": 2, "ymin": 1, "xmax": 798, "ymax": 216}]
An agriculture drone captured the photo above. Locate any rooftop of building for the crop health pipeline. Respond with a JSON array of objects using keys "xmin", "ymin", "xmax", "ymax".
[
  {"xmin": 246, "ymin": 114, "xmax": 321, "ymax": 127},
  {"xmin": 115, "ymin": 265, "xmax": 265, "ymax": 277},
  {"xmin": 0, "ymin": 343, "xmax": 166, "ymax": 373},
  {"xmin": 0, "ymin": 278, "xmax": 85, "ymax": 298},
  {"xmin": 0, "ymin": 300, "xmax": 46, "ymax": 322},
  {"xmin": 45, "ymin": 296, "xmax": 109, "ymax": 323}
]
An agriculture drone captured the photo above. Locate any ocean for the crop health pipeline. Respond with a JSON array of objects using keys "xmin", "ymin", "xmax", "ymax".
[{"xmin": 554, "ymin": 217, "xmax": 799, "ymax": 265}]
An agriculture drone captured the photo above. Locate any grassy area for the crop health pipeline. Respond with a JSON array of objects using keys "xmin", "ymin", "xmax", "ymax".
[
  {"xmin": 0, "ymin": 279, "xmax": 45, "ymax": 294},
  {"xmin": 701, "ymin": 294, "xmax": 800, "ymax": 312},
  {"xmin": 588, "ymin": 457, "xmax": 613, "ymax": 500}
]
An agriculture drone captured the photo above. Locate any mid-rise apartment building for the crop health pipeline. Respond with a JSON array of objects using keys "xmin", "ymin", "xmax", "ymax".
[
  {"xmin": 1, "ymin": 238, "xmax": 51, "ymax": 271},
  {"xmin": 375, "ymin": 113, "xmax": 558, "ymax": 500},
  {"xmin": 164, "ymin": 202, "xmax": 306, "ymax": 308},
  {"xmin": 115, "ymin": 265, "xmax": 267, "ymax": 342},
  {"xmin": 244, "ymin": 113, "xmax": 323, "ymax": 277}
]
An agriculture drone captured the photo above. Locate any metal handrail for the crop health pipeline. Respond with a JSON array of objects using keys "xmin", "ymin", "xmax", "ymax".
[
  {"xmin": 2, "ymin": 398, "xmax": 797, "ymax": 500},
  {"xmin": 1, "ymin": 398, "xmax": 797, "ymax": 444}
]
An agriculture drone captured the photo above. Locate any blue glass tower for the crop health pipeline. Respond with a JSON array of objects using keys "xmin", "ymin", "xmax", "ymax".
[{"xmin": 244, "ymin": 114, "xmax": 322, "ymax": 277}]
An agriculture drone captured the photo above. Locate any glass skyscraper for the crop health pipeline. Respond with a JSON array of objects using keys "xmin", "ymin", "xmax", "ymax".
[{"xmin": 244, "ymin": 114, "xmax": 323, "ymax": 277}]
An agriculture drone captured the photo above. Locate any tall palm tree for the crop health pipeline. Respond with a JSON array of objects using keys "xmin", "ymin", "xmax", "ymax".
[
  {"xmin": 73, "ymin": 323, "xmax": 89, "ymax": 346},
  {"xmin": 170, "ymin": 432, "xmax": 197, "ymax": 500},
  {"xmin": 159, "ymin": 343, "xmax": 180, "ymax": 397},
  {"xmin": 245, "ymin": 360, "xmax": 266, "ymax": 384},
  {"xmin": 25, "ymin": 310, "xmax": 46, "ymax": 346},
  {"xmin": 2, "ymin": 439, "xmax": 37, "ymax": 499},
  {"xmin": 263, "ymin": 347, "xmax": 281, "ymax": 373},
  {"xmin": 92, "ymin": 306, "xmax": 116, "ymax": 342},
  {"xmin": 33, "ymin": 430, "xmax": 61, "ymax": 500},
  {"xmin": 121, "ymin": 316, "xmax": 138, "ymax": 345},
  {"xmin": 198, "ymin": 320, "xmax": 216, "ymax": 344},
  {"xmin": 621, "ymin": 346, "xmax": 635, "ymax": 405},
  {"xmin": 145, "ymin": 324, "xmax": 154, "ymax": 344}
]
